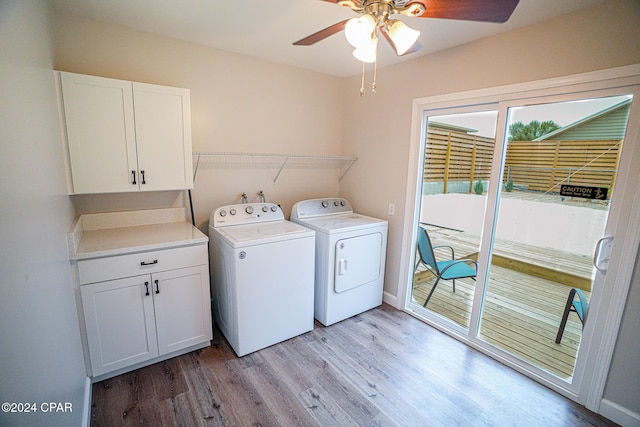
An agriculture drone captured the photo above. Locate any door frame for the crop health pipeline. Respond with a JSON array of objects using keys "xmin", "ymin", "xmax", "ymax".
[{"xmin": 397, "ymin": 64, "xmax": 640, "ymax": 411}]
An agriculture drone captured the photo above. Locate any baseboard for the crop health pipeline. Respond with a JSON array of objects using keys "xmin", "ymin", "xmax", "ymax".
[
  {"xmin": 383, "ymin": 291, "xmax": 399, "ymax": 308},
  {"xmin": 82, "ymin": 376, "xmax": 91, "ymax": 427},
  {"xmin": 599, "ymin": 398, "xmax": 640, "ymax": 427}
]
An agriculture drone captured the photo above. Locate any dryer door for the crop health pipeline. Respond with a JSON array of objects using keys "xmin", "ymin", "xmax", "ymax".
[{"xmin": 334, "ymin": 232, "xmax": 383, "ymax": 293}]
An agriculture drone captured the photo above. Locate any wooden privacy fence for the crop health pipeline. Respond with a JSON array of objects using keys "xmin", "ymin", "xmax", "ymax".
[
  {"xmin": 424, "ymin": 129, "xmax": 621, "ymax": 195},
  {"xmin": 423, "ymin": 129, "xmax": 494, "ymax": 193},
  {"xmin": 504, "ymin": 140, "xmax": 620, "ymax": 193}
]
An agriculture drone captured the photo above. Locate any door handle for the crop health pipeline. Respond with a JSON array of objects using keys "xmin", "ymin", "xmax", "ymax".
[
  {"xmin": 593, "ymin": 236, "xmax": 614, "ymax": 274},
  {"xmin": 338, "ymin": 259, "xmax": 347, "ymax": 275}
]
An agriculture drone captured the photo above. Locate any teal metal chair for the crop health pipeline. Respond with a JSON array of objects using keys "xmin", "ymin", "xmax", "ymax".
[
  {"xmin": 555, "ymin": 288, "xmax": 589, "ymax": 344},
  {"xmin": 415, "ymin": 227, "xmax": 478, "ymax": 307}
]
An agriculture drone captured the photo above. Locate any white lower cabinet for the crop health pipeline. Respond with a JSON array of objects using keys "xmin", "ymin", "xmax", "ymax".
[
  {"xmin": 153, "ymin": 266, "xmax": 211, "ymax": 355},
  {"xmin": 79, "ymin": 245, "xmax": 212, "ymax": 378},
  {"xmin": 81, "ymin": 275, "xmax": 159, "ymax": 376}
]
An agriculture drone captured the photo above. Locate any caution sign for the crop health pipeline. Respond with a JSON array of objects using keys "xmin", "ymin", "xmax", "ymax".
[{"xmin": 560, "ymin": 185, "xmax": 608, "ymax": 200}]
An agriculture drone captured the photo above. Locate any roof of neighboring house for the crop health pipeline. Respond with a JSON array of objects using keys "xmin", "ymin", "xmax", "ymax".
[
  {"xmin": 535, "ymin": 98, "xmax": 632, "ymax": 141},
  {"xmin": 429, "ymin": 121, "xmax": 478, "ymax": 134}
]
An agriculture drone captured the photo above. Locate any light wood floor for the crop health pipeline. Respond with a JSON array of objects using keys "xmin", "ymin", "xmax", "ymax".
[
  {"xmin": 414, "ymin": 226, "xmax": 592, "ymax": 379},
  {"xmin": 89, "ymin": 305, "xmax": 613, "ymax": 427}
]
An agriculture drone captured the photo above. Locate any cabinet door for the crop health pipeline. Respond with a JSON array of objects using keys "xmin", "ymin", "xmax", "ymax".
[
  {"xmin": 60, "ymin": 72, "xmax": 138, "ymax": 194},
  {"xmin": 152, "ymin": 265, "xmax": 212, "ymax": 355},
  {"xmin": 133, "ymin": 82, "xmax": 193, "ymax": 191},
  {"xmin": 80, "ymin": 275, "xmax": 158, "ymax": 377}
]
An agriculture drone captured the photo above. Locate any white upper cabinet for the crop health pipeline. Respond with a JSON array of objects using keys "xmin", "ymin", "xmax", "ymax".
[
  {"xmin": 59, "ymin": 72, "xmax": 193, "ymax": 194},
  {"xmin": 132, "ymin": 82, "xmax": 193, "ymax": 192}
]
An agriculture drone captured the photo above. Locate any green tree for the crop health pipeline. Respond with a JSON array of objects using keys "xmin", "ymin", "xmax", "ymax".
[{"xmin": 508, "ymin": 120, "xmax": 560, "ymax": 141}]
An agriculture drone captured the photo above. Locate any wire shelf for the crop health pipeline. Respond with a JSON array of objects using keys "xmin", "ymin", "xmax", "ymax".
[{"xmin": 192, "ymin": 151, "xmax": 358, "ymax": 183}]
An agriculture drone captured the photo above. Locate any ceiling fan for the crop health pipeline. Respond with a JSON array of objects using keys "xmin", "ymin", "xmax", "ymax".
[{"xmin": 294, "ymin": 0, "xmax": 521, "ymax": 60}]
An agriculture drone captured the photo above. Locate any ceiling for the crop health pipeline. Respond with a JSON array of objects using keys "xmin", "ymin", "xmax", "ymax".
[{"xmin": 49, "ymin": 0, "xmax": 607, "ymax": 78}]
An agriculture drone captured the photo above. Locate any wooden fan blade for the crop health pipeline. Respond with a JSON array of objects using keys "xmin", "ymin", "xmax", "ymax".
[
  {"xmin": 293, "ymin": 19, "xmax": 349, "ymax": 46},
  {"xmin": 409, "ymin": 0, "xmax": 520, "ymax": 23}
]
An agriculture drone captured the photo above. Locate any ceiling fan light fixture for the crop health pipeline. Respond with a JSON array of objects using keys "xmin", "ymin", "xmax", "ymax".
[
  {"xmin": 387, "ymin": 19, "xmax": 420, "ymax": 55},
  {"xmin": 345, "ymin": 14, "xmax": 376, "ymax": 48},
  {"xmin": 352, "ymin": 35, "xmax": 378, "ymax": 63}
]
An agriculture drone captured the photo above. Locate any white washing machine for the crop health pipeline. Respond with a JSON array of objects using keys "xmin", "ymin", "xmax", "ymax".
[
  {"xmin": 208, "ymin": 203, "xmax": 315, "ymax": 357},
  {"xmin": 290, "ymin": 198, "xmax": 388, "ymax": 326}
]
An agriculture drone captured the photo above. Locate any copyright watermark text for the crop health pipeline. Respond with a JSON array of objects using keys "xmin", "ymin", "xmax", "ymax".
[{"xmin": 2, "ymin": 402, "xmax": 73, "ymax": 413}]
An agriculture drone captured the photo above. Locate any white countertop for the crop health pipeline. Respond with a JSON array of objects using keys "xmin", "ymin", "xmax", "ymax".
[{"xmin": 68, "ymin": 208, "xmax": 208, "ymax": 260}]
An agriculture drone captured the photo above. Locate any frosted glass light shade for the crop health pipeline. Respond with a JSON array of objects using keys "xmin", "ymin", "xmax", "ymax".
[
  {"xmin": 388, "ymin": 20, "xmax": 420, "ymax": 55},
  {"xmin": 345, "ymin": 14, "xmax": 376, "ymax": 48},
  {"xmin": 352, "ymin": 36, "xmax": 378, "ymax": 63}
]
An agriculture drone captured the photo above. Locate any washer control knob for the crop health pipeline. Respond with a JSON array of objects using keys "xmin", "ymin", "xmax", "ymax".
[
  {"xmin": 245, "ymin": 206, "xmax": 254, "ymax": 214},
  {"xmin": 321, "ymin": 201, "xmax": 329, "ymax": 208},
  {"xmin": 219, "ymin": 209, "xmax": 227, "ymax": 217},
  {"xmin": 334, "ymin": 201, "xmax": 339, "ymax": 206},
  {"xmin": 230, "ymin": 208, "xmax": 237, "ymax": 215},
  {"xmin": 270, "ymin": 206, "xmax": 277, "ymax": 212},
  {"xmin": 262, "ymin": 206, "xmax": 269, "ymax": 213},
  {"xmin": 340, "ymin": 201, "xmax": 346, "ymax": 206}
]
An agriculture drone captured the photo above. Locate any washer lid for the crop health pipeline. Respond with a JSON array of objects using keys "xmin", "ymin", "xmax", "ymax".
[
  {"xmin": 214, "ymin": 220, "xmax": 314, "ymax": 247},
  {"xmin": 293, "ymin": 213, "xmax": 387, "ymax": 234}
]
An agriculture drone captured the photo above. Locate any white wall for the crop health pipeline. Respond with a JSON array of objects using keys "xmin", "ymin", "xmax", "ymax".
[
  {"xmin": 0, "ymin": 1, "xmax": 87, "ymax": 426},
  {"xmin": 422, "ymin": 194, "xmax": 607, "ymax": 256},
  {"xmin": 602, "ymin": 250, "xmax": 640, "ymax": 424},
  {"xmin": 52, "ymin": 13, "xmax": 346, "ymax": 232}
]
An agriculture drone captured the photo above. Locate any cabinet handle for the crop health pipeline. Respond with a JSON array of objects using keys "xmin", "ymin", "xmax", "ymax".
[
  {"xmin": 144, "ymin": 281, "xmax": 150, "ymax": 296},
  {"xmin": 141, "ymin": 170, "xmax": 146, "ymax": 185},
  {"xmin": 154, "ymin": 279, "xmax": 160, "ymax": 294},
  {"xmin": 140, "ymin": 260, "xmax": 158, "ymax": 266},
  {"xmin": 131, "ymin": 170, "xmax": 137, "ymax": 185}
]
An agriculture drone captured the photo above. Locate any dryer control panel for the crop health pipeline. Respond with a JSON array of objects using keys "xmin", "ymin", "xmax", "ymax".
[
  {"xmin": 212, "ymin": 203, "xmax": 283, "ymax": 227},
  {"xmin": 291, "ymin": 198, "xmax": 353, "ymax": 220}
]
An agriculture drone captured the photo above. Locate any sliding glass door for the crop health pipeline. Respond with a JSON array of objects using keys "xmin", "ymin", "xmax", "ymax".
[
  {"xmin": 406, "ymin": 82, "xmax": 639, "ymax": 397},
  {"xmin": 477, "ymin": 95, "xmax": 631, "ymax": 380},
  {"xmin": 411, "ymin": 109, "xmax": 498, "ymax": 331}
]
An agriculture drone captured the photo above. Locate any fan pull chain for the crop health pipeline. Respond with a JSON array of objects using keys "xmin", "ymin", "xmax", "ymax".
[
  {"xmin": 360, "ymin": 61, "xmax": 366, "ymax": 97},
  {"xmin": 372, "ymin": 56, "xmax": 377, "ymax": 93},
  {"xmin": 371, "ymin": 33, "xmax": 378, "ymax": 93}
]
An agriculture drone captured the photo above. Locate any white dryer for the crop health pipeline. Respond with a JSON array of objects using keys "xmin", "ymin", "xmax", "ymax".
[
  {"xmin": 290, "ymin": 198, "xmax": 387, "ymax": 326},
  {"xmin": 208, "ymin": 203, "xmax": 315, "ymax": 356}
]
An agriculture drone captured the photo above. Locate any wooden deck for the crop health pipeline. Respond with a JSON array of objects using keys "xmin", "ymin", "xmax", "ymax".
[{"xmin": 413, "ymin": 226, "xmax": 593, "ymax": 379}]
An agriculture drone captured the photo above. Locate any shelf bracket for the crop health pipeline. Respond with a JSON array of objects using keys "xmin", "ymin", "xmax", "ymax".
[
  {"xmin": 273, "ymin": 156, "xmax": 290, "ymax": 184},
  {"xmin": 339, "ymin": 159, "xmax": 357, "ymax": 182},
  {"xmin": 193, "ymin": 153, "xmax": 202, "ymax": 181}
]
